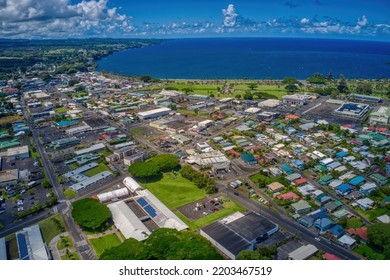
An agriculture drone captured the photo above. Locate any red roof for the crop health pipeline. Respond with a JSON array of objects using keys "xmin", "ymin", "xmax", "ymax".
[
  {"xmin": 346, "ymin": 227, "xmax": 368, "ymax": 240},
  {"xmin": 277, "ymin": 192, "xmax": 300, "ymax": 200},
  {"xmin": 293, "ymin": 178, "xmax": 308, "ymax": 185},
  {"xmin": 2, "ymin": 87, "xmax": 19, "ymax": 94},
  {"xmin": 323, "ymin": 253, "xmax": 341, "ymax": 260},
  {"xmin": 377, "ymin": 127, "xmax": 387, "ymax": 133},
  {"xmin": 342, "ymin": 124, "xmax": 353, "ymax": 128},
  {"xmin": 384, "ymin": 156, "xmax": 390, "ymax": 163},
  {"xmin": 227, "ymin": 149, "xmax": 241, "ymax": 157},
  {"xmin": 285, "ymin": 114, "xmax": 300, "ymax": 120}
]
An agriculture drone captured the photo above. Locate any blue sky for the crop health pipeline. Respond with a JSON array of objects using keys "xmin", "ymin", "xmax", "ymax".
[{"xmin": 1, "ymin": 0, "xmax": 390, "ymax": 40}]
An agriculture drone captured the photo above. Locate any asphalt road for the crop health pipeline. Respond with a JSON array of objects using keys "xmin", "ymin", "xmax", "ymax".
[{"xmin": 225, "ymin": 187, "xmax": 361, "ymax": 260}]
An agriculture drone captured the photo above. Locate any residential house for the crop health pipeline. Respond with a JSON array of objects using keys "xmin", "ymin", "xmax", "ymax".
[
  {"xmin": 338, "ymin": 235, "xmax": 356, "ymax": 249},
  {"xmin": 335, "ymin": 184, "xmax": 352, "ymax": 197},
  {"xmin": 346, "ymin": 227, "xmax": 368, "ymax": 243},
  {"xmin": 329, "ymin": 225, "xmax": 345, "ymax": 238},
  {"xmin": 267, "ymin": 182, "xmax": 285, "ymax": 193},
  {"xmin": 315, "ymin": 218, "xmax": 334, "ymax": 232},
  {"xmin": 291, "ymin": 200, "xmax": 311, "ymax": 214},
  {"xmin": 315, "ymin": 193, "xmax": 332, "ymax": 206},
  {"xmin": 356, "ymin": 198, "xmax": 375, "ymax": 210},
  {"xmin": 360, "ymin": 182, "xmax": 377, "ymax": 196}
]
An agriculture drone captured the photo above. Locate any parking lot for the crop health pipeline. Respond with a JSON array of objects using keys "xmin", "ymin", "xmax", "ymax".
[{"xmin": 177, "ymin": 194, "xmax": 226, "ymax": 221}]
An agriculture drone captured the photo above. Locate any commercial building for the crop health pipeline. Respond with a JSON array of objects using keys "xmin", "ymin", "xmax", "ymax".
[
  {"xmin": 16, "ymin": 225, "xmax": 49, "ymax": 260},
  {"xmin": 282, "ymin": 94, "xmax": 310, "ymax": 106},
  {"xmin": 200, "ymin": 212, "xmax": 279, "ymax": 260},
  {"xmin": 0, "ymin": 140, "xmax": 20, "ymax": 151},
  {"xmin": 123, "ymin": 151, "xmax": 149, "ymax": 166},
  {"xmin": 0, "ymin": 169, "xmax": 19, "ymax": 186},
  {"xmin": 186, "ymin": 151, "xmax": 230, "ymax": 167},
  {"xmin": 31, "ymin": 110, "xmax": 55, "ymax": 119},
  {"xmin": 63, "ymin": 162, "xmax": 98, "ymax": 179},
  {"xmin": 334, "ymin": 102, "xmax": 370, "ymax": 119},
  {"xmin": 288, "ymin": 244, "xmax": 318, "ymax": 260},
  {"xmin": 74, "ymin": 143, "xmax": 105, "ymax": 156},
  {"xmin": 108, "ymin": 201, "xmax": 151, "ymax": 241},
  {"xmin": 52, "ymin": 137, "xmax": 80, "ymax": 150},
  {"xmin": 69, "ymin": 171, "xmax": 113, "ymax": 191},
  {"xmin": 258, "ymin": 99, "xmax": 280, "ymax": 108},
  {"xmin": 136, "ymin": 107, "xmax": 172, "ymax": 120},
  {"xmin": 123, "ymin": 177, "xmax": 143, "ymax": 193},
  {"xmin": 369, "ymin": 106, "xmax": 390, "ymax": 125},
  {"xmin": 97, "ymin": 188, "xmax": 130, "ymax": 203},
  {"xmin": 6, "ymin": 145, "xmax": 29, "ymax": 159}
]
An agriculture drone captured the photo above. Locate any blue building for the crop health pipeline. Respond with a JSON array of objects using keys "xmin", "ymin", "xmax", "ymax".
[
  {"xmin": 335, "ymin": 184, "xmax": 352, "ymax": 196},
  {"xmin": 336, "ymin": 150, "xmax": 348, "ymax": 159},
  {"xmin": 315, "ymin": 218, "xmax": 334, "ymax": 232},
  {"xmin": 240, "ymin": 153, "xmax": 257, "ymax": 165},
  {"xmin": 360, "ymin": 183, "xmax": 377, "ymax": 196},
  {"xmin": 279, "ymin": 164, "xmax": 294, "ymax": 175},
  {"xmin": 329, "ymin": 225, "xmax": 345, "ymax": 238},
  {"xmin": 349, "ymin": 176, "xmax": 365, "ymax": 186},
  {"xmin": 292, "ymin": 159, "xmax": 305, "ymax": 170}
]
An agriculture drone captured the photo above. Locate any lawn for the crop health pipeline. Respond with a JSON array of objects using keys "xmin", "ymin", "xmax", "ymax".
[
  {"xmin": 55, "ymin": 107, "xmax": 68, "ymax": 114},
  {"xmin": 140, "ymin": 173, "xmax": 206, "ymax": 209},
  {"xmin": 38, "ymin": 214, "xmax": 66, "ymax": 244},
  {"xmin": 346, "ymin": 217, "xmax": 363, "ymax": 229},
  {"xmin": 89, "ymin": 233, "xmax": 122, "ymax": 257},
  {"xmin": 250, "ymin": 173, "xmax": 275, "ymax": 186},
  {"xmin": 64, "ymin": 188, "xmax": 77, "ymax": 200},
  {"xmin": 175, "ymin": 198, "xmax": 246, "ymax": 230},
  {"xmin": 83, "ymin": 162, "xmax": 111, "ymax": 177},
  {"xmin": 99, "ymin": 149, "xmax": 113, "ymax": 157},
  {"xmin": 0, "ymin": 115, "xmax": 24, "ymax": 125},
  {"xmin": 364, "ymin": 208, "xmax": 389, "ymax": 222},
  {"xmin": 354, "ymin": 244, "xmax": 385, "ymax": 260},
  {"xmin": 69, "ymin": 163, "xmax": 78, "ymax": 170},
  {"xmin": 61, "ymin": 252, "xmax": 80, "ymax": 260},
  {"xmin": 57, "ymin": 236, "xmax": 74, "ymax": 250}
]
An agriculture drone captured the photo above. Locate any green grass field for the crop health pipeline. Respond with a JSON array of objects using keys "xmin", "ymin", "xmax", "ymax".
[
  {"xmin": 346, "ymin": 217, "xmax": 363, "ymax": 229},
  {"xmin": 140, "ymin": 173, "xmax": 206, "ymax": 209},
  {"xmin": 57, "ymin": 236, "xmax": 74, "ymax": 250},
  {"xmin": 64, "ymin": 188, "xmax": 77, "ymax": 200},
  {"xmin": 99, "ymin": 149, "xmax": 113, "ymax": 157},
  {"xmin": 89, "ymin": 234, "xmax": 122, "ymax": 257},
  {"xmin": 83, "ymin": 162, "xmax": 111, "ymax": 177},
  {"xmin": 55, "ymin": 107, "xmax": 68, "ymax": 114},
  {"xmin": 61, "ymin": 252, "xmax": 80, "ymax": 260},
  {"xmin": 148, "ymin": 82, "xmax": 288, "ymax": 99},
  {"xmin": 175, "ymin": 198, "xmax": 246, "ymax": 230},
  {"xmin": 38, "ymin": 215, "xmax": 66, "ymax": 244},
  {"xmin": 354, "ymin": 244, "xmax": 384, "ymax": 260}
]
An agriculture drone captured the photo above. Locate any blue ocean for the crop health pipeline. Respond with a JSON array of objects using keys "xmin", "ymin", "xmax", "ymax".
[{"xmin": 97, "ymin": 38, "xmax": 390, "ymax": 79}]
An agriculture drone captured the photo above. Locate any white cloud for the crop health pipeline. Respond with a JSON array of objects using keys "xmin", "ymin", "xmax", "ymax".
[
  {"xmin": 0, "ymin": 0, "xmax": 133, "ymax": 38},
  {"xmin": 222, "ymin": 4, "xmax": 238, "ymax": 27},
  {"xmin": 357, "ymin": 15, "xmax": 368, "ymax": 27},
  {"xmin": 301, "ymin": 18, "xmax": 310, "ymax": 24}
]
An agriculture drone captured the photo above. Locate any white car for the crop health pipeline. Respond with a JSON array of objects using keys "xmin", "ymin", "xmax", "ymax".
[{"xmin": 314, "ymin": 237, "xmax": 321, "ymax": 242}]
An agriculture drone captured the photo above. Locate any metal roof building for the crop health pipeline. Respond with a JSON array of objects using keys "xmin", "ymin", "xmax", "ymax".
[
  {"xmin": 288, "ymin": 244, "xmax": 318, "ymax": 260},
  {"xmin": 108, "ymin": 201, "xmax": 150, "ymax": 241},
  {"xmin": 97, "ymin": 188, "xmax": 130, "ymax": 203},
  {"xmin": 69, "ymin": 171, "xmax": 113, "ymax": 191},
  {"xmin": 200, "ymin": 212, "xmax": 279, "ymax": 260},
  {"xmin": 16, "ymin": 225, "xmax": 49, "ymax": 260},
  {"xmin": 123, "ymin": 177, "xmax": 143, "ymax": 193}
]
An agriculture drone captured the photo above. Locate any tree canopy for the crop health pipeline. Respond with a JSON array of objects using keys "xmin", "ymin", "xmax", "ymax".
[
  {"xmin": 128, "ymin": 154, "xmax": 180, "ymax": 179},
  {"xmin": 181, "ymin": 165, "xmax": 217, "ymax": 194},
  {"xmin": 100, "ymin": 228, "xmax": 223, "ymax": 260},
  {"xmin": 71, "ymin": 198, "xmax": 111, "ymax": 232},
  {"xmin": 368, "ymin": 223, "xmax": 390, "ymax": 259}
]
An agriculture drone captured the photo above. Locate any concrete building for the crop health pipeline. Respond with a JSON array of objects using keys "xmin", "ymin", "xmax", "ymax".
[
  {"xmin": 200, "ymin": 212, "xmax": 279, "ymax": 260},
  {"xmin": 0, "ymin": 169, "xmax": 19, "ymax": 187},
  {"xmin": 6, "ymin": 145, "xmax": 29, "ymax": 159},
  {"xmin": 288, "ymin": 244, "xmax": 318, "ymax": 260},
  {"xmin": 16, "ymin": 225, "xmax": 49, "ymax": 260},
  {"xmin": 136, "ymin": 107, "xmax": 172, "ymax": 120},
  {"xmin": 52, "ymin": 137, "xmax": 80, "ymax": 150},
  {"xmin": 69, "ymin": 171, "xmax": 113, "ymax": 191},
  {"xmin": 123, "ymin": 151, "xmax": 148, "ymax": 166},
  {"xmin": 334, "ymin": 102, "xmax": 370, "ymax": 119},
  {"xmin": 369, "ymin": 106, "xmax": 390, "ymax": 125},
  {"xmin": 258, "ymin": 99, "xmax": 280, "ymax": 108},
  {"xmin": 282, "ymin": 94, "xmax": 310, "ymax": 106}
]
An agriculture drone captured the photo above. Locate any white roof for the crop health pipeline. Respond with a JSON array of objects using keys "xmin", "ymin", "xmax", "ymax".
[
  {"xmin": 137, "ymin": 107, "xmax": 171, "ymax": 117},
  {"xmin": 338, "ymin": 235, "xmax": 356, "ymax": 246},
  {"xmin": 288, "ymin": 244, "xmax": 318, "ymax": 260},
  {"xmin": 244, "ymin": 107, "xmax": 261, "ymax": 114},
  {"xmin": 138, "ymin": 190, "xmax": 188, "ymax": 231},
  {"xmin": 17, "ymin": 225, "xmax": 49, "ymax": 260},
  {"xmin": 7, "ymin": 145, "xmax": 29, "ymax": 157},
  {"xmin": 97, "ymin": 188, "xmax": 129, "ymax": 203},
  {"xmin": 108, "ymin": 201, "xmax": 150, "ymax": 241},
  {"xmin": 74, "ymin": 143, "xmax": 105, "ymax": 156},
  {"xmin": 69, "ymin": 171, "xmax": 112, "ymax": 191},
  {"xmin": 377, "ymin": 214, "xmax": 390, "ymax": 224},
  {"xmin": 258, "ymin": 99, "xmax": 280, "ymax": 108},
  {"xmin": 123, "ymin": 177, "xmax": 143, "ymax": 192},
  {"xmin": 63, "ymin": 162, "xmax": 98, "ymax": 178}
]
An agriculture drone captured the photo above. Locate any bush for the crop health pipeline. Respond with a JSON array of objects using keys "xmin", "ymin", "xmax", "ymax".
[{"xmin": 71, "ymin": 198, "xmax": 111, "ymax": 232}]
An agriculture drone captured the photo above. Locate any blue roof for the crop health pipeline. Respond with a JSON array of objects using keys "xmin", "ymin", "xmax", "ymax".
[
  {"xmin": 280, "ymin": 164, "xmax": 293, "ymax": 173},
  {"xmin": 329, "ymin": 225, "xmax": 344, "ymax": 237},
  {"xmin": 315, "ymin": 217, "xmax": 334, "ymax": 229},
  {"xmin": 292, "ymin": 159, "xmax": 304, "ymax": 165},
  {"xmin": 16, "ymin": 233, "xmax": 29, "ymax": 260},
  {"xmin": 56, "ymin": 120, "xmax": 77, "ymax": 127},
  {"xmin": 349, "ymin": 176, "xmax": 365, "ymax": 186},
  {"xmin": 386, "ymin": 164, "xmax": 390, "ymax": 175},
  {"xmin": 336, "ymin": 151, "xmax": 348, "ymax": 157},
  {"xmin": 336, "ymin": 184, "xmax": 352, "ymax": 193},
  {"xmin": 240, "ymin": 153, "xmax": 256, "ymax": 163}
]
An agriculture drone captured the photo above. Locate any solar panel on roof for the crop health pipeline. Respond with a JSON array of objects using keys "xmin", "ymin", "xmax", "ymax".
[
  {"xmin": 137, "ymin": 197, "xmax": 148, "ymax": 207},
  {"xmin": 144, "ymin": 205, "xmax": 157, "ymax": 218},
  {"xmin": 16, "ymin": 233, "xmax": 30, "ymax": 260}
]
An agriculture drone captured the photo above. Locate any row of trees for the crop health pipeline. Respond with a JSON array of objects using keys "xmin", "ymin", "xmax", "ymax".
[
  {"xmin": 180, "ymin": 165, "xmax": 217, "ymax": 194},
  {"xmin": 100, "ymin": 228, "xmax": 223, "ymax": 260},
  {"xmin": 128, "ymin": 154, "xmax": 180, "ymax": 180}
]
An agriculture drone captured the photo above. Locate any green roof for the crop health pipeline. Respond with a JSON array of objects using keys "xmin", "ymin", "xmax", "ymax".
[
  {"xmin": 315, "ymin": 165, "xmax": 327, "ymax": 172},
  {"xmin": 0, "ymin": 140, "xmax": 20, "ymax": 150}
]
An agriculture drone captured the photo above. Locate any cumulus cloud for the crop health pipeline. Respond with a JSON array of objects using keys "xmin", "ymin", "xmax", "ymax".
[
  {"xmin": 301, "ymin": 18, "xmax": 310, "ymax": 24},
  {"xmin": 0, "ymin": 0, "xmax": 133, "ymax": 38},
  {"xmin": 357, "ymin": 15, "xmax": 368, "ymax": 27},
  {"xmin": 222, "ymin": 4, "xmax": 238, "ymax": 27}
]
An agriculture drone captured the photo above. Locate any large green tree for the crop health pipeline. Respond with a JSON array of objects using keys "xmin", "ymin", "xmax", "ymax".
[
  {"xmin": 100, "ymin": 228, "xmax": 222, "ymax": 260},
  {"xmin": 71, "ymin": 198, "xmax": 111, "ymax": 232},
  {"xmin": 368, "ymin": 223, "xmax": 390, "ymax": 258},
  {"xmin": 151, "ymin": 154, "xmax": 180, "ymax": 172},
  {"xmin": 128, "ymin": 161, "xmax": 160, "ymax": 179}
]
